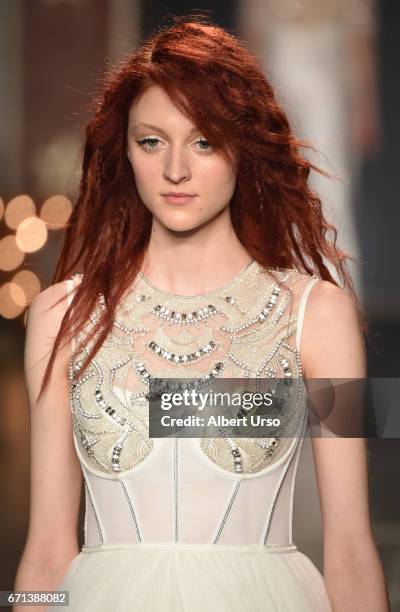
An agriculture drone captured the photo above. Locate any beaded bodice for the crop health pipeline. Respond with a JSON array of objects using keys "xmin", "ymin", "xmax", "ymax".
[
  {"xmin": 69, "ymin": 261, "xmax": 311, "ymax": 477},
  {"xmin": 65, "ymin": 260, "xmax": 318, "ymax": 548}
]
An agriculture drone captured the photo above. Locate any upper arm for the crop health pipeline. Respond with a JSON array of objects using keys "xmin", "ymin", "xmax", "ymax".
[
  {"xmin": 300, "ymin": 280, "xmax": 366, "ymax": 380},
  {"xmin": 300, "ymin": 281, "xmax": 372, "ymax": 547},
  {"xmin": 23, "ymin": 280, "xmax": 82, "ymax": 562}
]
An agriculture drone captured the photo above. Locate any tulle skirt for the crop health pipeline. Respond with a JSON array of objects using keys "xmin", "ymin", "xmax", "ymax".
[{"xmin": 47, "ymin": 542, "xmax": 332, "ymax": 612}]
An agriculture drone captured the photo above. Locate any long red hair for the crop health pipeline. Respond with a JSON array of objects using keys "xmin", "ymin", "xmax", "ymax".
[{"xmin": 38, "ymin": 16, "xmax": 359, "ymax": 399}]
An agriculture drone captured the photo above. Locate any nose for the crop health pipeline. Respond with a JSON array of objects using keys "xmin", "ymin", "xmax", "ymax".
[{"xmin": 163, "ymin": 144, "xmax": 191, "ymax": 184}]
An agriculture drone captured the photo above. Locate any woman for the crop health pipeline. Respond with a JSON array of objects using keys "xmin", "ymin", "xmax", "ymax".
[{"xmin": 14, "ymin": 17, "xmax": 388, "ymax": 612}]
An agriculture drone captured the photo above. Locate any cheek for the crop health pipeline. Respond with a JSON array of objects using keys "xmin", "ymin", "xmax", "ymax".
[
  {"xmin": 129, "ymin": 153, "xmax": 159, "ymax": 191},
  {"xmin": 199, "ymin": 158, "xmax": 236, "ymax": 194}
]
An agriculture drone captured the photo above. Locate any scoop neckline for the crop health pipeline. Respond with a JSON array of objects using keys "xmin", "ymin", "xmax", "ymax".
[{"xmin": 137, "ymin": 259, "xmax": 258, "ymax": 299}]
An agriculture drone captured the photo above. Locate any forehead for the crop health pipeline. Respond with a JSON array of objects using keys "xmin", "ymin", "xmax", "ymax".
[{"xmin": 128, "ymin": 84, "xmax": 196, "ymax": 132}]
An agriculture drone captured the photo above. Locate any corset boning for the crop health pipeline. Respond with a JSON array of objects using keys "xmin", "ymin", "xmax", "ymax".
[{"xmin": 79, "ymin": 420, "xmax": 307, "ymax": 548}]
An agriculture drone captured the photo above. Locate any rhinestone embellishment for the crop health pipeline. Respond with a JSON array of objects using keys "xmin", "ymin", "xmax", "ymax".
[
  {"xmin": 68, "ymin": 263, "xmax": 310, "ymax": 475},
  {"xmin": 148, "ymin": 339, "xmax": 217, "ymax": 364},
  {"xmin": 150, "ymin": 303, "xmax": 220, "ymax": 326},
  {"xmin": 220, "ymin": 283, "xmax": 283, "ymax": 333}
]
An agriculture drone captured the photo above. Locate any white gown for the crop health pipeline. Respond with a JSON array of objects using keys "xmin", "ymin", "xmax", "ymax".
[{"xmin": 47, "ymin": 260, "xmax": 332, "ymax": 611}]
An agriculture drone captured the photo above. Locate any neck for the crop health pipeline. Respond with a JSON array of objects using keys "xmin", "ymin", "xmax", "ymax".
[{"xmin": 140, "ymin": 216, "xmax": 252, "ymax": 296}]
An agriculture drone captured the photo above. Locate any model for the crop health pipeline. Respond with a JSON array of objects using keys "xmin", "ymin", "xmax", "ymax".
[{"xmin": 14, "ymin": 17, "xmax": 389, "ymax": 612}]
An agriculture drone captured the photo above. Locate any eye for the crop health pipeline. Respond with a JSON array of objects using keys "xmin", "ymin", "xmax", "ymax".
[
  {"xmin": 194, "ymin": 137, "xmax": 212, "ymax": 152},
  {"xmin": 135, "ymin": 135, "xmax": 213, "ymax": 153},
  {"xmin": 136, "ymin": 137, "xmax": 162, "ymax": 151}
]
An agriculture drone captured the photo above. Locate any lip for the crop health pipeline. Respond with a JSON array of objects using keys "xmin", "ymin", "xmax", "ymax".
[{"xmin": 162, "ymin": 193, "xmax": 197, "ymax": 205}]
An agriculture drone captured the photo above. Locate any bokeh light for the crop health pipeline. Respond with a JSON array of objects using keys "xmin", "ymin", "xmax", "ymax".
[
  {"xmin": 5, "ymin": 195, "xmax": 36, "ymax": 230},
  {"xmin": 15, "ymin": 216, "xmax": 48, "ymax": 253},
  {"xmin": 40, "ymin": 194, "xmax": 72, "ymax": 229},
  {"xmin": 0, "ymin": 235, "xmax": 25, "ymax": 271},
  {"xmin": 0, "ymin": 196, "xmax": 4, "ymax": 222},
  {"xmin": 0, "ymin": 282, "xmax": 26, "ymax": 319},
  {"xmin": 12, "ymin": 270, "xmax": 41, "ymax": 305}
]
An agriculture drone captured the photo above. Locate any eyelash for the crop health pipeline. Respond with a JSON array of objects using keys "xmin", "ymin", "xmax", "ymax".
[{"xmin": 135, "ymin": 136, "xmax": 212, "ymax": 153}]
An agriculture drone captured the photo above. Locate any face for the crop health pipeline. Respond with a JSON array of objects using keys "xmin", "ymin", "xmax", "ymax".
[{"xmin": 126, "ymin": 84, "xmax": 237, "ymax": 233}]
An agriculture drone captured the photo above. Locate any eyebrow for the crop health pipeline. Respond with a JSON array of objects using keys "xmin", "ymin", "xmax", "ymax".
[{"xmin": 131, "ymin": 123, "xmax": 200, "ymax": 137}]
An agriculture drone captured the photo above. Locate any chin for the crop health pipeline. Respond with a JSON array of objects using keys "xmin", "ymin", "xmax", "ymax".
[
  {"xmin": 157, "ymin": 214, "xmax": 209, "ymax": 234},
  {"xmin": 151, "ymin": 207, "xmax": 197, "ymax": 225},
  {"xmin": 164, "ymin": 221, "xmax": 204, "ymax": 234}
]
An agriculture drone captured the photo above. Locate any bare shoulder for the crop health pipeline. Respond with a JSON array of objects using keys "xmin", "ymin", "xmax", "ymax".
[
  {"xmin": 29, "ymin": 274, "xmax": 83, "ymax": 315},
  {"xmin": 306, "ymin": 279, "xmax": 360, "ymax": 322},
  {"xmin": 27, "ymin": 278, "xmax": 76, "ymax": 335},
  {"xmin": 287, "ymin": 271, "xmax": 356, "ymax": 320},
  {"xmin": 300, "ymin": 280, "xmax": 366, "ymax": 378},
  {"xmin": 30, "ymin": 279, "xmax": 69, "ymax": 307}
]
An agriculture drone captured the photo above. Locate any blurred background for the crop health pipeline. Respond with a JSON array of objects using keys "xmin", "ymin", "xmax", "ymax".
[{"xmin": 1, "ymin": 0, "xmax": 399, "ymax": 609}]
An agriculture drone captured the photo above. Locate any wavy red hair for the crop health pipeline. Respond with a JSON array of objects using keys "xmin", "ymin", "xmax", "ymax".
[{"xmin": 38, "ymin": 16, "xmax": 360, "ymax": 399}]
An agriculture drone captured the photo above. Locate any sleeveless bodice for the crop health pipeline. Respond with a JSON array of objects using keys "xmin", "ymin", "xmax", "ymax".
[{"xmin": 66, "ymin": 261, "xmax": 318, "ymax": 550}]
